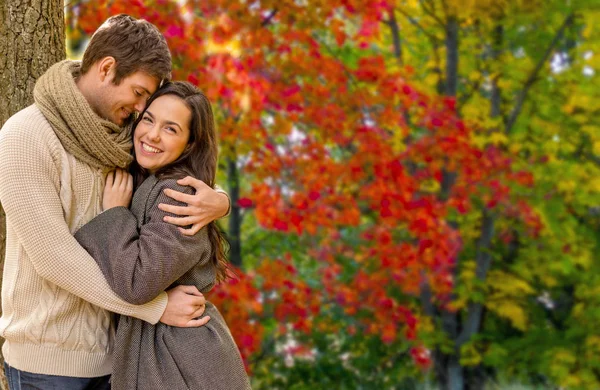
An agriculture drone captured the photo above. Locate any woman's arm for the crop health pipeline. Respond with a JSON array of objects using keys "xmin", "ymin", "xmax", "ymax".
[{"xmin": 74, "ymin": 178, "xmax": 213, "ymax": 305}]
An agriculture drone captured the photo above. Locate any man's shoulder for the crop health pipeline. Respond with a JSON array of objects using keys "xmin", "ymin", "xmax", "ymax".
[{"xmin": 1, "ymin": 104, "xmax": 58, "ymax": 145}]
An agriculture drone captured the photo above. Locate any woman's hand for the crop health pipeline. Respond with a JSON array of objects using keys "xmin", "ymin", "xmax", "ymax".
[{"xmin": 103, "ymin": 169, "xmax": 133, "ymax": 211}]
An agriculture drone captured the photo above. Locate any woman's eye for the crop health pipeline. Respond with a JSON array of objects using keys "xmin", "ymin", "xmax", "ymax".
[
  {"xmin": 166, "ymin": 127, "xmax": 176, "ymax": 133},
  {"xmin": 142, "ymin": 116, "xmax": 152, "ymax": 123}
]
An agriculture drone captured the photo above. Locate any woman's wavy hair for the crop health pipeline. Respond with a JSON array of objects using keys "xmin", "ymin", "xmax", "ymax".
[{"xmin": 130, "ymin": 81, "xmax": 230, "ymax": 282}]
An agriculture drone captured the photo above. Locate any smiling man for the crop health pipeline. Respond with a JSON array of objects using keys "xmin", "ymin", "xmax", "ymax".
[{"xmin": 0, "ymin": 15, "xmax": 230, "ymax": 390}]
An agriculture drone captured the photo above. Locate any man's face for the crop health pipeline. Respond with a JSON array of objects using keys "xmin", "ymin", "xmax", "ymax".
[{"xmin": 94, "ymin": 71, "xmax": 159, "ymax": 126}]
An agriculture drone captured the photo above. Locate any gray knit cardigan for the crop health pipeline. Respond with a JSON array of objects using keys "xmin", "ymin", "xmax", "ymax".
[{"xmin": 75, "ymin": 175, "xmax": 250, "ymax": 390}]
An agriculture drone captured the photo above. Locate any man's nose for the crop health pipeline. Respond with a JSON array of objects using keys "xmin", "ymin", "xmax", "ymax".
[{"xmin": 134, "ymin": 99, "xmax": 146, "ymax": 113}]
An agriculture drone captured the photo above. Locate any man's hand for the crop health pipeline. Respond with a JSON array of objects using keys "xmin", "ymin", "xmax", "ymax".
[
  {"xmin": 160, "ymin": 285, "xmax": 211, "ymax": 327},
  {"xmin": 158, "ymin": 176, "xmax": 230, "ymax": 236}
]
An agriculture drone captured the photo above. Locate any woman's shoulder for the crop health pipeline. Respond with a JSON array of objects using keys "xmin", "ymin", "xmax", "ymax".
[
  {"xmin": 154, "ymin": 177, "xmax": 195, "ymax": 195},
  {"xmin": 139, "ymin": 176, "xmax": 194, "ymax": 208}
]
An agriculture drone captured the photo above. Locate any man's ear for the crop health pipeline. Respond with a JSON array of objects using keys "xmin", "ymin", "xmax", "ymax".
[{"xmin": 97, "ymin": 56, "xmax": 116, "ymax": 83}]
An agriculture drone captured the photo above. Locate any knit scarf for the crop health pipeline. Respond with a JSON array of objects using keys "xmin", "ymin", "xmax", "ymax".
[{"xmin": 33, "ymin": 60, "xmax": 133, "ymax": 170}]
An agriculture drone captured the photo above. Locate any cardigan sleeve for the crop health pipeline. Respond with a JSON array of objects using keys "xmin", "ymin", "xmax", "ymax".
[
  {"xmin": 74, "ymin": 179, "xmax": 213, "ymax": 305},
  {"xmin": 0, "ymin": 115, "xmax": 167, "ymax": 324}
]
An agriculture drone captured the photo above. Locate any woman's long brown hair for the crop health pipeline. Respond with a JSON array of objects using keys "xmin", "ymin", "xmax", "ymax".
[{"xmin": 130, "ymin": 81, "xmax": 230, "ymax": 282}]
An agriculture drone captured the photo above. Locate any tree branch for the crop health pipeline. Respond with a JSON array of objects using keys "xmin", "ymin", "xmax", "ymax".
[
  {"xmin": 396, "ymin": 7, "xmax": 439, "ymax": 43},
  {"xmin": 261, "ymin": 9, "xmax": 278, "ymax": 27},
  {"xmin": 456, "ymin": 211, "xmax": 495, "ymax": 347},
  {"xmin": 419, "ymin": 0, "xmax": 445, "ymax": 27},
  {"xmin": 504, "ymin": 12, "xmax": 575, "ymax": 134},
  {"xmin": 396, "ymin": 7, "xmax": 444, "ymax": 94},
  {"xmin": 444, "ymin": 16, "xmax": 459, "ymax": 97},
  {"xmin": 384, "ymin": 9, "xmax": 403, "ymax": 65}
]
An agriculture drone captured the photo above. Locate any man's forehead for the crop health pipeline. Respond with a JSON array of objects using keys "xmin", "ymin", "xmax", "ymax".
[{"xmin": 127, "ymin": 71, "xmax": 160, "ymax": 93}]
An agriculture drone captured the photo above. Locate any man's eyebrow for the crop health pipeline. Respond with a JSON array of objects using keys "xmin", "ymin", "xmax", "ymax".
[{"xmin": 134, "ymin": 85, "xmax": 152, "ymax": 96}]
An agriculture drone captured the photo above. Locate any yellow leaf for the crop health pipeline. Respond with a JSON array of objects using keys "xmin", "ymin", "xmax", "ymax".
[
  {"xmin": 459, "ymin": 342, "xmax": 482, "ymax": 366},
  {"xmin": 489, "ymin": 132, "xmax": 508, "ymax": 145},
  {"xmin": 424, "ymin": 72, "xmax": 439, "ymax": 88},
  {"xmin": 585, "ymin": 335, "xmax": 600, "ymax": 352},
  {"xmin": 419, "ymin": 179, "xmax": 440, "ymax": 193},
  {"xmin": 486, "ymin": 300, "xmax": 528, "ymax": 331}
]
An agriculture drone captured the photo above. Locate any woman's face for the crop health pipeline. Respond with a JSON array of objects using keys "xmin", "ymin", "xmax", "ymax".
[{"xmin": 133, "ymin": 94, "xmax": 192, "ymax": 173}]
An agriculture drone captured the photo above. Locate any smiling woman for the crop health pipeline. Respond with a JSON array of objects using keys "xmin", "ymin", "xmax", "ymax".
[
  {"xmin": 134, "ymin": 94, "xmax": 192, "ymax": 173},
  {"xmin": 74, "ymin": 81, "xmax": 250, "ymax": 389}
]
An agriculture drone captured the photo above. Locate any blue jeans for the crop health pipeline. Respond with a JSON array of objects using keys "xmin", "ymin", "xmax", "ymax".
[{"xmin": 4, "ymin": 363, "xmax": 110, "ymax": 390}]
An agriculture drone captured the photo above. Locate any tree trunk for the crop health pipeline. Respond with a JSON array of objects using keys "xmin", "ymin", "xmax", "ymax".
[
  {"xmin": 433, "ymin": 14, "xmax": 464, "ymax": 390},
  {"xmin": 226, "ymin": 155, "xmax": 242, "ymax": 268},
  {"xmin": 0, "ymin": 0, "xmax": 65, "ymax": 387}
]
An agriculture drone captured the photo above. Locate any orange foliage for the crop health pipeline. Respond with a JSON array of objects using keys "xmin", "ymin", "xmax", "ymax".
[{"xmin": 74, "ymin": 0, "xmax": 541, "ymax": 370}]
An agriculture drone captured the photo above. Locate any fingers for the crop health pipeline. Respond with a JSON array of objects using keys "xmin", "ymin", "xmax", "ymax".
[
  {"xmin": 175, "ymin": 284, "xmax": 204, "ymax": 297},
  {"xmin": 185, "ymin": 316, "xmax": 211, "ymax": 328},
  {"xmin": 163, "ymin": 215, "xmax": 198, "ymax": 227},
  {"xmin": 105, "ymin": 170, "xmax": 115, "ymax": 188},
  {"xmin": 191, "ymin": 305, "xmax": 206, "ymax": 319},
  {"xmin": 177, "ymin": 176, "xmax": 209, "ymax": 190},
  {"xmin": 162, "ymin": 188, "xmax": 195, "ymax": 205},
  {"xmin": 115, "ymin": 169, "xmax": 131, "ymax": 191},
  {"xmin": 157, "ymin": 203, "xmax": 189, "ymax": 216},
  {"xmin": 114, "ymin": 169, "xmax": 121, "ymax": 187},
  {"xmin": 179, "ymin": 224, "xmax": 203, "ymax": 236},
  {"xmin": 126, "ymin": 171, "xmax": 133, "ymax": 194}
]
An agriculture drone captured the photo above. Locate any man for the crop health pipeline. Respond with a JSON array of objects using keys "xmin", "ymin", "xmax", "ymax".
[{"xmin": 0, "ymin": 14, "xmax": 229, "ymax": 389}]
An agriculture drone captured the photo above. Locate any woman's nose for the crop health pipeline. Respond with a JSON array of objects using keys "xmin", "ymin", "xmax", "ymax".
[{"xmin": 147, "ymin": 125, "xmax": 160, "ymax": 141}]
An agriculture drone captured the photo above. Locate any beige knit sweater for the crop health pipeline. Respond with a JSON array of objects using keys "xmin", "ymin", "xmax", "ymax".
[{"xmin": 0, "ymin": 105, "xmax": 168, "ymax": 377}]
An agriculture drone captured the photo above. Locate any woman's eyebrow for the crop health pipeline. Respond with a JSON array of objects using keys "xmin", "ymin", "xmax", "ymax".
[{"xmin": 164, "ymin": 120, "xmax": 182, "ymax": 129}]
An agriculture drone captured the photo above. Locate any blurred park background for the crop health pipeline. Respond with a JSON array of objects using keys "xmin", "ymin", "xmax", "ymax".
[{"xmin": 2, "ymin": 0, "xmax": 600, "ymax": 389}]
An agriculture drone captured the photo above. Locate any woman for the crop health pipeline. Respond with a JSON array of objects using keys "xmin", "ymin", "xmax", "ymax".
[{"xmin": 74, "ymin": 81, "xmax": 251, "ymax": 390}]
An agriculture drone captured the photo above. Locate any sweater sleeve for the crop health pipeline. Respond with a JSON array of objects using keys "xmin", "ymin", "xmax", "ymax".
[
  {"xmin": 214, "ymin": 184, "xmax": 231, "ymax": 218},
  {"xmin": 0, "ymin": 117, "xmax": 167, "ymax": 324},
  {"xmin": 74, "ymin": 180, "xmax": 213, "ymax": 305}
]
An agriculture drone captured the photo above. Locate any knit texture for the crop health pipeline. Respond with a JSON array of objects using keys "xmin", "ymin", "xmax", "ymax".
[
  {"xmin": 0, "ymin": 105, "xmax": 168, "ymax": 377},
  {"xmin": 75, "ymin": 176, "xmax": 251, "ymax": 389},
  {"xmin": 33, "ymin": 60, "xmax": 133, "ymax": 170}
]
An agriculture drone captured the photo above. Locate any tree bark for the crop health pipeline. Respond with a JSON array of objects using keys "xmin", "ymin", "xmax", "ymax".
[
  {"xmin": 437, "ymin": 14, "xmax": 464, "ymax": 390},
  {"xmin": 0, "ymin": 0, "xmax": 65, "ymax": 387},
  {"xmin": 226, "ymin": 155, "xmax": 242, "ymax": 268}
]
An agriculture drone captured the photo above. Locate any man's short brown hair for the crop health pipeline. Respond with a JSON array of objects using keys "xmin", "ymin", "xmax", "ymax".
[{"xmin": 81, "ymin": 14, "xmax": 171, "ymax": 85}]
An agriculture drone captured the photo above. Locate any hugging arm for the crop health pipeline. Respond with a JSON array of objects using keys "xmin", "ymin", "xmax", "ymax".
[
  {"xmin": 74, "ymin": 180, "xmax": 213, "ymax": 306},
  {"xmin": 160, "ymin": 176, "xmax": 231, "ymax": 236}
]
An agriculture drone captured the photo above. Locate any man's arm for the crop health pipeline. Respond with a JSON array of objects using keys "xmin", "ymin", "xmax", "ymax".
[
  {"xmin": 0, "ymin": 121, "xmax": 201, "ymax": 325},
  {"xmin": 159, "ymin": 176, "xmax": 231, "ymax": 236}
]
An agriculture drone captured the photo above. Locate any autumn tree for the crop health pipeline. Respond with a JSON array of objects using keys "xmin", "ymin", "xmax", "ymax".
[
  {"xmin": 387, "ymin": 0, "xmax": 600, "ymax": 388},
  {"xmin": 70, "ymin": 1, "xmax": 600, "ymax": 388}
]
